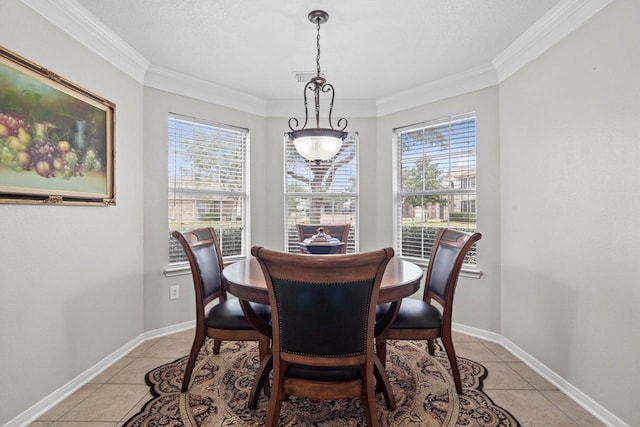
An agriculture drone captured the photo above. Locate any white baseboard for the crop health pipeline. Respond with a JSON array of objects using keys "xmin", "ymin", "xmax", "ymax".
[
  {"xmin": 499, "ymin": 335, "xmax": 629, "ymax": 427},
  {"xmin": 5, "ymin": 321, "xmax": 195, "ymax": 427},
  {"xmin": 452, "ymin": 322, "xmax": 629, "ymax": 427},
  {"xmin": 6, "ymin": 320, "xmax": 626, "ymax": 427}
]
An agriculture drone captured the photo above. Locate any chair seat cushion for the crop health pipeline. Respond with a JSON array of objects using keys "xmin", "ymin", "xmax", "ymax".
[
  {"xmin": 286, "ymin": 363, "xmax": 360, "ymax": 381},
  {"xmin": 377, "ymin": 299, "xmax": 442, "ymax": 329},
  {"xmin": 206, "ymin": 299, "xmax": 271, "ymax": 330}
]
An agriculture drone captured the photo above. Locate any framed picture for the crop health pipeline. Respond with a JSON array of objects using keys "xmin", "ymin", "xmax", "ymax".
[{"xmin": 0, "ymin": 45, "xmax": 115, "ymax": 205}]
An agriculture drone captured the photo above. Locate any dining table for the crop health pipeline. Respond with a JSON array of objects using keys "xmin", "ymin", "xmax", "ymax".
[
  {"xmin": 223, "ymin": 256, "xmax": 424, "ymax": 306},
  {"xmin": 222, "ymin": 255, "xmax": 424, "ymax": 409}
]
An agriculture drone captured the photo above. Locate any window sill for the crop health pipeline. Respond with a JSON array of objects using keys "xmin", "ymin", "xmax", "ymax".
[
  {"xmin": 164, "ymin": 263, "xmax": 190, "ymax": 277},
  {"xmin": 398, "ymin": 256, "xmax": 483, "ymax": 279},
  {"xmin": 164, "ymin": 255, "xmax": 248, "ymax": 278}
]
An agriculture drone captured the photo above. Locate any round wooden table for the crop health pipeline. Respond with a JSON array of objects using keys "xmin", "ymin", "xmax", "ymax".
[
  {"xmin": 222, "ymin": 256, "xmax": 423, "ymax": 409},
  {"xmin": 223, "ymin": 257, "xmax": 423, "ymax": 305}
]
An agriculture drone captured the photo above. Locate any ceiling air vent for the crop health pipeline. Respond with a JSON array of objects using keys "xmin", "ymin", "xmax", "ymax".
[{"xmin": 294, "ymin": 71, "xmax": 326, "ymax": 83}]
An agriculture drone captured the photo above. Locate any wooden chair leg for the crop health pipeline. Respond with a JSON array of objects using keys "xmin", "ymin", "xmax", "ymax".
[
  {"xmin": 360, "ymin": 369, "xmax": 380, "ymax": 427},
  {"xmin": 440, "ymin": 333, "xmax": 462, "ymax": 394},
  {"xmin": 373, "ymin": 356, "xmax": 396, "ymax": 410},
  {"xmin": 249, "ymin": 353, "xmax": 273, "ymax": 410},
  {"xmin": 181, "ymin": 333, "xmax": 205, "ymax": 392},
  {"xmin": 265, "ymin": 364, "xmax": 285, "ymax": 427},
  {"xmin": 375, "ymin": 332, "xmax": 388, "ymax": 368},
  {"xmin": 427, "ymin": 338, "xmax": 435, "ymax": 355},
  {"xmin": 258, "ymin": 334, "xmax": 271, "ymax": 396},
  {"xmin": 213, "ymin": 338, "xmax": 222, "ymax": 354}
]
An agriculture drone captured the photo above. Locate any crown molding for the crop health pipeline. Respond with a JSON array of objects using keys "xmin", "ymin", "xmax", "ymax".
[
  {"xmin": 145, "ymin": 66, "xmax": 267, "ymax": 116},
  {"xmin": 20, "ymin": 0, "xmax": 149, "ymax": 83},
  {"xmin": 21, "ymin": 0, "xmax": 612, "ymax": 117},
  {"xmin": 376, "ymin": 65, "xmax": 498, "ymax": 117},
  {"xmin": 492, "ymin": 0, "xmax": 613, "ymax": 82}
]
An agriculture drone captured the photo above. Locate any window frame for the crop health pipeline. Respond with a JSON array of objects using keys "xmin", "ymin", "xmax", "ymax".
[
  {"xmin": 166, "ymin": 113, "xmax": 249, "ymax": 272},
  {"xmin": 393, "ymin": 113, "xmax": 480, "ymax": 276},
  {"xmin": 283, "ymin": 133, "xmax": 359, "ymax": 254}
]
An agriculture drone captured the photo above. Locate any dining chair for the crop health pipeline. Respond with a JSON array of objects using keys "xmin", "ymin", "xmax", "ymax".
[
  {"xmin": 251, "ymin": 245, "xmax": 395, "ymax": 427},
  {"xmin": 296, "ymin": 223, "xmax": 350, "ymax": 253},
  {"xmin": 172, "ymin": 227, "xmax": 271, "ymax": 393},
  {"xmin": 376, "ymin": 228, "xmax": 482, "ymax": 394}
]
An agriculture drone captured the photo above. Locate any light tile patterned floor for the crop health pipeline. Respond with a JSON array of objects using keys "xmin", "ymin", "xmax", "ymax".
[{"xmin": 29, "ymin": 330, "xmax": 605, "ymax": 426}]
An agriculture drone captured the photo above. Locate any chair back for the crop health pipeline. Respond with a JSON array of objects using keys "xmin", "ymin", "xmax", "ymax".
[
  {"xmin": 172, "ymin": 228, "xmax": 225, "ymax": 308},
  {"xmin": 296, "ymin": 223, "xmax": 351, "ymax": 253},
  {"xmin": 424, "ymin": 228, "xmax": 482, "ymax": 308},
  {"xmin": 252, "ymin": 246, "xmax": 393, "ymax": 362}
]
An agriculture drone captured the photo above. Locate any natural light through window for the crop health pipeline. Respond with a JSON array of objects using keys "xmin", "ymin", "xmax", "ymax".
[{"xmin": 395, "ymin": 114, "xmax": 478, "ymax": 265}]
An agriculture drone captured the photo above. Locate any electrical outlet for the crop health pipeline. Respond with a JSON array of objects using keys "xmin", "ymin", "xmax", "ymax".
[{"xmin": 170, "ymin": 285, "xmax": 179, "ymax": 300}]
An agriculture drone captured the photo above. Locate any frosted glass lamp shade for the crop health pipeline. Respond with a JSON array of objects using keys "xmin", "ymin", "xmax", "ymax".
[{"xmin": 289, "ymin": 128, "xmax": 347, "ymax": 161}]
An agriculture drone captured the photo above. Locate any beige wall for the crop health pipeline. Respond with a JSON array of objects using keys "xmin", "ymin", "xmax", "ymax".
[
  {"xmin": 2, "ymin": 0, "xmax": 638, "ymax": 425},
  {"xmin": 499, "ymin": 0, "xmax": 640, "ymax": 423},
  {"xmin": 0, "ymin": 1, "xmax": 144, "ymax": 424}
]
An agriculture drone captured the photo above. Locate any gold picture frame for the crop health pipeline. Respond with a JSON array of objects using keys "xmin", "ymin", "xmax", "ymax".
[{"xmin": 0, "ymin": 45, "xmax": 115, "ymax": 206}]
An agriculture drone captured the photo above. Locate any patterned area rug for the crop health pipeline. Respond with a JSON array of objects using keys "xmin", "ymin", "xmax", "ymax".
[{"xmin": 125, "ymin": 339, "xmax": 520, "ymax": 426}]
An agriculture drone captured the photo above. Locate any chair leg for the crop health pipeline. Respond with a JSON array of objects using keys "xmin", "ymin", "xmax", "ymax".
[
  {"xmin": 440, "ymin": 333, "xmax": 462, "ymax": 394},
  {"xmin": 375, "ymin": 331, "xmax": 388, "ymax": 368},
  {"xmin": 213, "ymin": 338, "xmax": 222, "ymax": 354},
  {"xmin": 427, "ymin": 338, "xmax": 435, "ymax": 355},
  {"xmin": 181, "ymin": 333, "xmax": 205, "ymax": 392},
  {"xmin": 360, "ymin": 367, "xmax": 380, "ymax": 427},
  {"xmin": 265, "ymin": 363, "xmax": 285, "ymax": 427},
  {"xmin": 373, "ymin": 356, "xmax": 396, "ymax": 411},
  {"xmin": 248, "ymin": 353, "xmax": 273, "ymax": 410},
  {"xmin": 258, "ymin": 334, "xmax": 271, "ymax": 397}
]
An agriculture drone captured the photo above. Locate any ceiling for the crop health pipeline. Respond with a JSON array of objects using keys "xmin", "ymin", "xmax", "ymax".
[{"xmin": 68, "ymin": 0, "xmax": 563, "ymax": 105}]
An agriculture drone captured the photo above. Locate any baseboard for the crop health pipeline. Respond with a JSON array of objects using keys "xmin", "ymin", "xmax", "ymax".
[
  {"xmin": 142, "ymin": 320, "xmax": 195, "ymax": 341},
  {"xmin": 7, "ymin": 320, "xmax": 625, "ymax": 427},
  {"xmin": 452, "ymin": 322, "xmax": 628, "ymax": 427},
  {"xmin": 499, "ymin": 336, "xmax": 629, "ymax": 427},
  {"xmin": 5, "ymin": 333, "xmax": 145, "ymax": 427},
  {"xmin": 5, "ymin": 321, "xmax": 195, "ymax": 427}
]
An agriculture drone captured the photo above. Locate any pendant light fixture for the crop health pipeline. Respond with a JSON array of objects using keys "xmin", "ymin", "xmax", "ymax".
[{"xmin": 288, "ymin": 10, "xmax": 348, "ymax": 162}]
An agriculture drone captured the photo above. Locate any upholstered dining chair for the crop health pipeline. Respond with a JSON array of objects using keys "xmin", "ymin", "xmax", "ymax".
[
  {"xmin": 251, "ymin": 246, "xmax": 395, "ymax": 427},
  {"xmin": 296, "ymin": 223, "xmax": 350, "ymax": 253},
  {"xmin": 172, "ymin": 228, "xmax": 271, "ymax": 393},
  {"xmin": 376, "ymin": 228, "xmax": 482, "ymax": 395}
]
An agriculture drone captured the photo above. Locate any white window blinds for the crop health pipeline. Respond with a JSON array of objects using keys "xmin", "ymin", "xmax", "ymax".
[
  {"xmin": 168, "ymin": 114, "xmax": 247, "ymax": 264},
  {"xmin": 395, "ymin": 114, "xmax": 478, "ymax": 265},
  {"xmin": 284, "ymin": 133, "xmax": 358, "ymax": 253}
]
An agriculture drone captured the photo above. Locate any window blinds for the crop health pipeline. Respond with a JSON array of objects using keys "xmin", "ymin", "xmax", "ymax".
[
  {"xmin": 284, "ymin": 133, "xmax": 358, "ymax": 253},
  {"xmin": 168, "ymin": 114, "xmax": 247, "ymax": 264},
  {"xmin": 396, "ymin": 115, "xmax": 477, "ymax": 264}
]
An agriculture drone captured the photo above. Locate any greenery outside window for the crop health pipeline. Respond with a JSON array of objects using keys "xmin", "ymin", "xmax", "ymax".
[
  {"xmin": 395, "ymin": 114, "xmax": 478, "ymax": 265},
  {"xmin": 284, "ymin": 133, "xmax": 358, "ymax": 253},
  {"xmin": 168, "ymin": 113, "xmax": 247, "ymax": 264}
]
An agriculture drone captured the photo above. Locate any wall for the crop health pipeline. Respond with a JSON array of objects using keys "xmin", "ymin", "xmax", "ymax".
[
  {"xmin": 0, "ymin": 1, "xmax": 144, "ymax": 424},
  {"xmin": 376, "ymin": 87, "xmax": 503, "ymax": 334},
  {"xmin": 2, "ymin": 0, "xmax": 636, "ymax": 425},
  {"xmin": 142, "ymin": 87, "xmax": 267, "ymax": 332},
  {"xmin": 499, "ymin": 0, "xmax": 640, "ymax": 424}
]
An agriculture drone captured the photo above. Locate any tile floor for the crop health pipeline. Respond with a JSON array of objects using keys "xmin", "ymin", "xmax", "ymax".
[{"xmin": 30, "ymin": 330, "xmax": 605, "ymax": 426}]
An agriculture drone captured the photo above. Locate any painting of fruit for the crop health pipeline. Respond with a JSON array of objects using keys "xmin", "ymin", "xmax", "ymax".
[{"xmin": 0, "ymin": 45, "xmax": 114, "ymax": 205}]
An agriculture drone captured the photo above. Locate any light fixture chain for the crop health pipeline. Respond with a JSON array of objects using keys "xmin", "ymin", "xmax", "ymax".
[{"xmin": 316, "ymin": 17, "xmax": 321, "ymax": 77}]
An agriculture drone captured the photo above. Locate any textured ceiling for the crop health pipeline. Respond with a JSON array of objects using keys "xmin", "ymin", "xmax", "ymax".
[{"xmin": 74, "ymin": 0, "xmax": 561, "ymax": 102}]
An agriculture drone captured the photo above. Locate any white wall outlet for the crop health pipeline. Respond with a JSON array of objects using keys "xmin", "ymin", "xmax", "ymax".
[{"xmin": 169, "ymin": 285, "xmax": 179, "ymax": 300}]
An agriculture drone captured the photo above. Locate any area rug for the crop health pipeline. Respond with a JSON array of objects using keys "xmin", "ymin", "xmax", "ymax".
[{"xmin": 124, "ymin": 339, "xmax": 520, "ymax": 426}]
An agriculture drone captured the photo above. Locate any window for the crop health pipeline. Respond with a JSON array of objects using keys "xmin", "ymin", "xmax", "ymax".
[
  {"xmin": 395, "ymin": 114, "xmax": 477, "ymax": 265},
  {"xmin": 284, "ymin": 133, "xmax": 358, "ymax": 253},
  {"xmin": 168, "ymin": 114, "xmax": 248, "ymax": 264}
]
